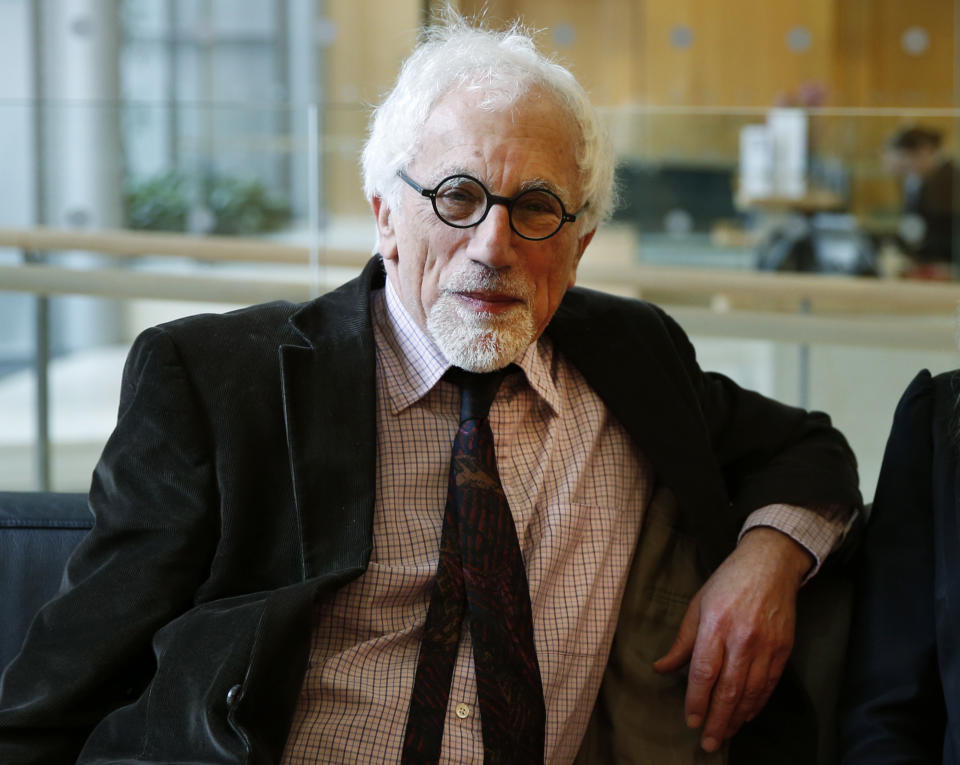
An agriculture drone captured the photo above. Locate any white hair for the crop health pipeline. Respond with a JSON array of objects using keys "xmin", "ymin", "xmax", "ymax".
[{"xmin": 361, "ymin": 13, "xmax": 616, "ymax": 238}]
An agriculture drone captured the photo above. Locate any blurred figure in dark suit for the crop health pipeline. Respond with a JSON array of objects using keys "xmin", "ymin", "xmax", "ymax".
[{"xmin": 885, "ymin": 125, "xmax": 959, "ymax": 277}]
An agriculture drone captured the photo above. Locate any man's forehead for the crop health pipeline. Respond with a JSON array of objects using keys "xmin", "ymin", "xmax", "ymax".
[
  {"xmin": 411, "ymin": 89, "xmax": 581, "ymax": 193},
  {"xmin": 422, "ymin": 163, "xmax": 572, "ymax": 198}
]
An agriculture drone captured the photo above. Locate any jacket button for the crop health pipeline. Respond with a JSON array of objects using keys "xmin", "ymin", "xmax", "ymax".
[{"xmin": 226, "ymin": 684, "xmax": 242, "ymax": 707}]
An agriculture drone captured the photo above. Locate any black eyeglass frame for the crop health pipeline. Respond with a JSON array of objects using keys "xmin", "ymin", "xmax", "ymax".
[{"xmin": 397, "ymin": 169, "xmax": 583, "ymax": 241}]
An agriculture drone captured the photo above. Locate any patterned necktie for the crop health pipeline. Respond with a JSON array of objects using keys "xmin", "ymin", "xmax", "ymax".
[{"xmin": 401, "ymin": 366, "xmax": 546, "ymax": 765}]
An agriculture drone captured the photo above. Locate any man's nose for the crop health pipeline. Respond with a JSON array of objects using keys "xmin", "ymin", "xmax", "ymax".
[{"xmin": 467, "ymin": 203, "xmax": 517, "ymax": 268}]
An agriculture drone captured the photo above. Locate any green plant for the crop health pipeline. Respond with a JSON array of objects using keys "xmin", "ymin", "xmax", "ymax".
[
  {"xmin": 124, "ymin": 172, "xmax": 292, "ymax": 235},
  {"xmin": 205, "ymin": 174, "xmax": 291, "ymax": 235},
  {"xmin": 124, "ymin": 172, "xmax": 189, "ymax": 232}
]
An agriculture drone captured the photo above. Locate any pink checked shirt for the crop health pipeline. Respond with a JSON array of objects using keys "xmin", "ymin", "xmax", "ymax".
[{"xmin": 280, "ymin": 281, "xmax": 845, "ymax": 764}]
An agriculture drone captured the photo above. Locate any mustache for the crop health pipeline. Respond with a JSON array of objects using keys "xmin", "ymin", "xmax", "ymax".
[{"xmin": 439, "ymin": 267, "xmax": 534, "ymax": 302}]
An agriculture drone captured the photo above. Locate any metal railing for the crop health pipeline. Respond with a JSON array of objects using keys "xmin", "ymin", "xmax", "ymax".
[{"xmin": 3, "ymin": 225, "xmax": 960, "ymax": 488}]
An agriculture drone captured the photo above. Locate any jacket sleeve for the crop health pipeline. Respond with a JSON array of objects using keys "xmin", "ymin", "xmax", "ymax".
[
  {"xmin": 656, "ymin": 305, "xmax": 862, "ymax": 539},
  {"xmin": 840, "ymin": 369, "xmax": 946, "ymax": 763},
  {"xmin": 0, "ymin": 326, "xmax": 220, "ymax": 764}
]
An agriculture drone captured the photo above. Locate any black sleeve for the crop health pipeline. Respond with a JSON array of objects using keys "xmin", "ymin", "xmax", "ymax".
[
  {"xmin": 840, "ymin": 369, "xmax": 946, "ymax": 763},
  {"xmin": 0, "ymin": 327, "xmax": 220, "ymax": 764},
  {"xmin": 657, "ymin": 305, "xmax": 861, "ymax": 532}
]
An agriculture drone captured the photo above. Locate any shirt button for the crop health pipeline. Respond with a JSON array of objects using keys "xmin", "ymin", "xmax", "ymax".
[{"xmin": 455, "ymin": 702, "xmax": 471, "ymax": 719}]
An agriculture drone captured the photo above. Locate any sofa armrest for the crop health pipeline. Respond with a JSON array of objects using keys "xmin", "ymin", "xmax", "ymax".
[{"xmin": 0, "ymin": 491, "xmax": 93, "ymax": 672}]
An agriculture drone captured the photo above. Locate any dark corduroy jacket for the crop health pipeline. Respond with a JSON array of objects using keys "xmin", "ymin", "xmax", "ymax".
[{"xmin": 0, "ymin": 257, "xmax": 861, "ymax": 764}]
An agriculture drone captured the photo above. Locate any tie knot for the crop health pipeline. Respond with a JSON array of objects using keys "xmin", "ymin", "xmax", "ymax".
[{"xmin": 444, "ymin": 366, "xmax": 517, "ymax": 422}]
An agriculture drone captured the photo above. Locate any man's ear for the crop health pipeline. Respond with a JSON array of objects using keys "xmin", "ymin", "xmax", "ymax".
[
  {"xmin": 372, "ymin": 195, "xmax": 399, "ymax": 261},
  {"xmin": 568, "ymin": 228, "xmax": 596, "ymax": 288}
]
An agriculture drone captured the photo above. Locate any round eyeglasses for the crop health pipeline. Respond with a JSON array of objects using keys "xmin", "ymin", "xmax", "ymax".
[{"xmin": 397, "ymin": 169, "xmax": 583, "ymax": 241}]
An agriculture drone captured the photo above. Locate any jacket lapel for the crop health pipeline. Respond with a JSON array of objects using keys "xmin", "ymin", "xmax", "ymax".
[
  {"xmin": 547, "ymin": 288, "xmax": 731, "ymax": 571},
  {"xmin": 279, "ymin": 257, "xmax": 385, "ymax": 580}
]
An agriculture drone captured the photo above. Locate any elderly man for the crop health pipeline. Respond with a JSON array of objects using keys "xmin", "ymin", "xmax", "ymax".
[{"xmin": 0, "ymin": 17, "xmax": 858, "ymax": 765}]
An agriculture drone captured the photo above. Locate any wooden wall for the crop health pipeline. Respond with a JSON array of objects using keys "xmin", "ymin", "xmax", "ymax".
[
  {"xmin": 834, "ymin": 0, "xmax": 956, "ymax": 108},
  {"xmin": 832, "ymin": 0, "xmax": 957, "ymax": 209},
  {"xmin": 451, "ymin": 0, "xmax": 956, "ymax": 108},
  {"xmin": 323, "ymin": 0, "xmax": 421, "ymax": 216},
  {"xmin": 454, "ymin": 0, "xmax": 957, "ymax": 213},
  {"xmin": 328, "ymin": 0, "xmax": 958, "ymax": 215}
]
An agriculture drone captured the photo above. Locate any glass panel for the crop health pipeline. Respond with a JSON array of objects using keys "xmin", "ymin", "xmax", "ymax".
[{"xmin": 2, "ymin": 0, "xmax": 960, "ymax": 504}]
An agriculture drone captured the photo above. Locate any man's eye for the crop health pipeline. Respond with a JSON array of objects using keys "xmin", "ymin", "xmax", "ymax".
[
  {"xmin": 441, "ymin": 189, "xmax": 480, "ymax": 204},
  {"xmin": 436, "ymin": 182, "xmax": 485, "ymax": 220},
  {"xmin": 516, "ymin": 192, "xmax": 561, "ymax": 217}
]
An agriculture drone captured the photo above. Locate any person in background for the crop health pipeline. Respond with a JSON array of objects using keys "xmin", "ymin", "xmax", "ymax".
[
  {"xmin": 884, "ymin": 125, "xmax": 959, "ymax": 277},
  {"xmin": 0, "ymin": 13, "xmax": 860, "ymax": 765}
]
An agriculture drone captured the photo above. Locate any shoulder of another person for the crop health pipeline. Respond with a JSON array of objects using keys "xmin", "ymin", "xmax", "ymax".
[
  {"xmin": 899, "ymin": 368, "xmax": 960, "ymax": 413},
  {"xmin": 930, "ymin": 367, "xmax": 960, "ymax": 392},
  {"xmin": 927, "ymin": 368, "xmax": 960, "ymax": 436},
  {"xmin": 886, "ymin": 369, "xmax": 960, "ymax": 457}
]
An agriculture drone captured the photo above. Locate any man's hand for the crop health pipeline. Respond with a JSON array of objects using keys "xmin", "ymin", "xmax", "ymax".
[{"xmin": 652, "ymin": 527, "xmax": 813, "ymax": 753}]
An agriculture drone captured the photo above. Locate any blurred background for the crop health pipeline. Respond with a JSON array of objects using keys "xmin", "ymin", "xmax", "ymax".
[{"xmin": 1, "ymin": 0, "xmax": 959, "ymax": 501}]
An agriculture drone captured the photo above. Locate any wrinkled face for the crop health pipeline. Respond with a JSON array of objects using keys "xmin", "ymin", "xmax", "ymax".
[{"xmin": 374, "ymin": 87, "xmax": 595, "ymax": 372}]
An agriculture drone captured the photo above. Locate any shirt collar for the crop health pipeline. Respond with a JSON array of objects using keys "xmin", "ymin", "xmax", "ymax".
[
  {"xmin": 375, "ymin": 277, "xmax": 561, "ymax": 417},
  {"xmin": 376, "ymin": 279, "xmax": 449, "ymax": 414},
  {"xmin": 512, "ymin": 336, "xmax": 562, "ymax": 416}
]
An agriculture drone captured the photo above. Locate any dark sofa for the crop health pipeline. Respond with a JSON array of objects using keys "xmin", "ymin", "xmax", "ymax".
[
  {"xmin": 0, "ymin": 490, "xmax": 855, "ymax": 763},
  {"xmin": 0, "ymin": 491, "xmax": 93, "ymax": 671}
]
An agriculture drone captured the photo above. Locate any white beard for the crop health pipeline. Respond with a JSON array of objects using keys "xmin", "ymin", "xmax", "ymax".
[{"xmin": 426, "ymin": 268, "xmax": 536, "ymax": 373}]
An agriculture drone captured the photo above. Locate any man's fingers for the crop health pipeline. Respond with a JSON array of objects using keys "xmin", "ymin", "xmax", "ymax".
[
  {"xmin": 701, "ymin": 637, "xmax": 790, "ymax": 747},
  {"xmin": 744, "ymin": 644, "xmax": 790, "ymax": 723},
  {"xmin": 681, "ymin": 627, "xmax": 725, "ymax": 731},
  {"xmin": 724, "ymin": 653, "xmax": 771, "ymax": 735},
  {"xmin": 652, "ymin": 593, "xmax": 701, "ymax": 674},
  {"xmin": 697, "ymin": 649, "xmax": 750, "ymax": 752}
]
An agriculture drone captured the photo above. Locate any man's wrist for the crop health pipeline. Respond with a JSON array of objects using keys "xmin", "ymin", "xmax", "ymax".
[
  {"xmin": 739, "ymin": 504, "xmax": 850, "ymax": 581},
  {"xmin": 737, "ymin": 526, "xmax": 814, "ymax": 589}
]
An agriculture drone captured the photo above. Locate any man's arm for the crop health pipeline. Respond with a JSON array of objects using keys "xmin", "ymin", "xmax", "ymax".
[
  {"xmin": 648, "ymin": 306, "xmax": 861, "ymax": 752},
  {"xmin": 0, "ymin": 327, "xmax": 219, "ymax": 763}
]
